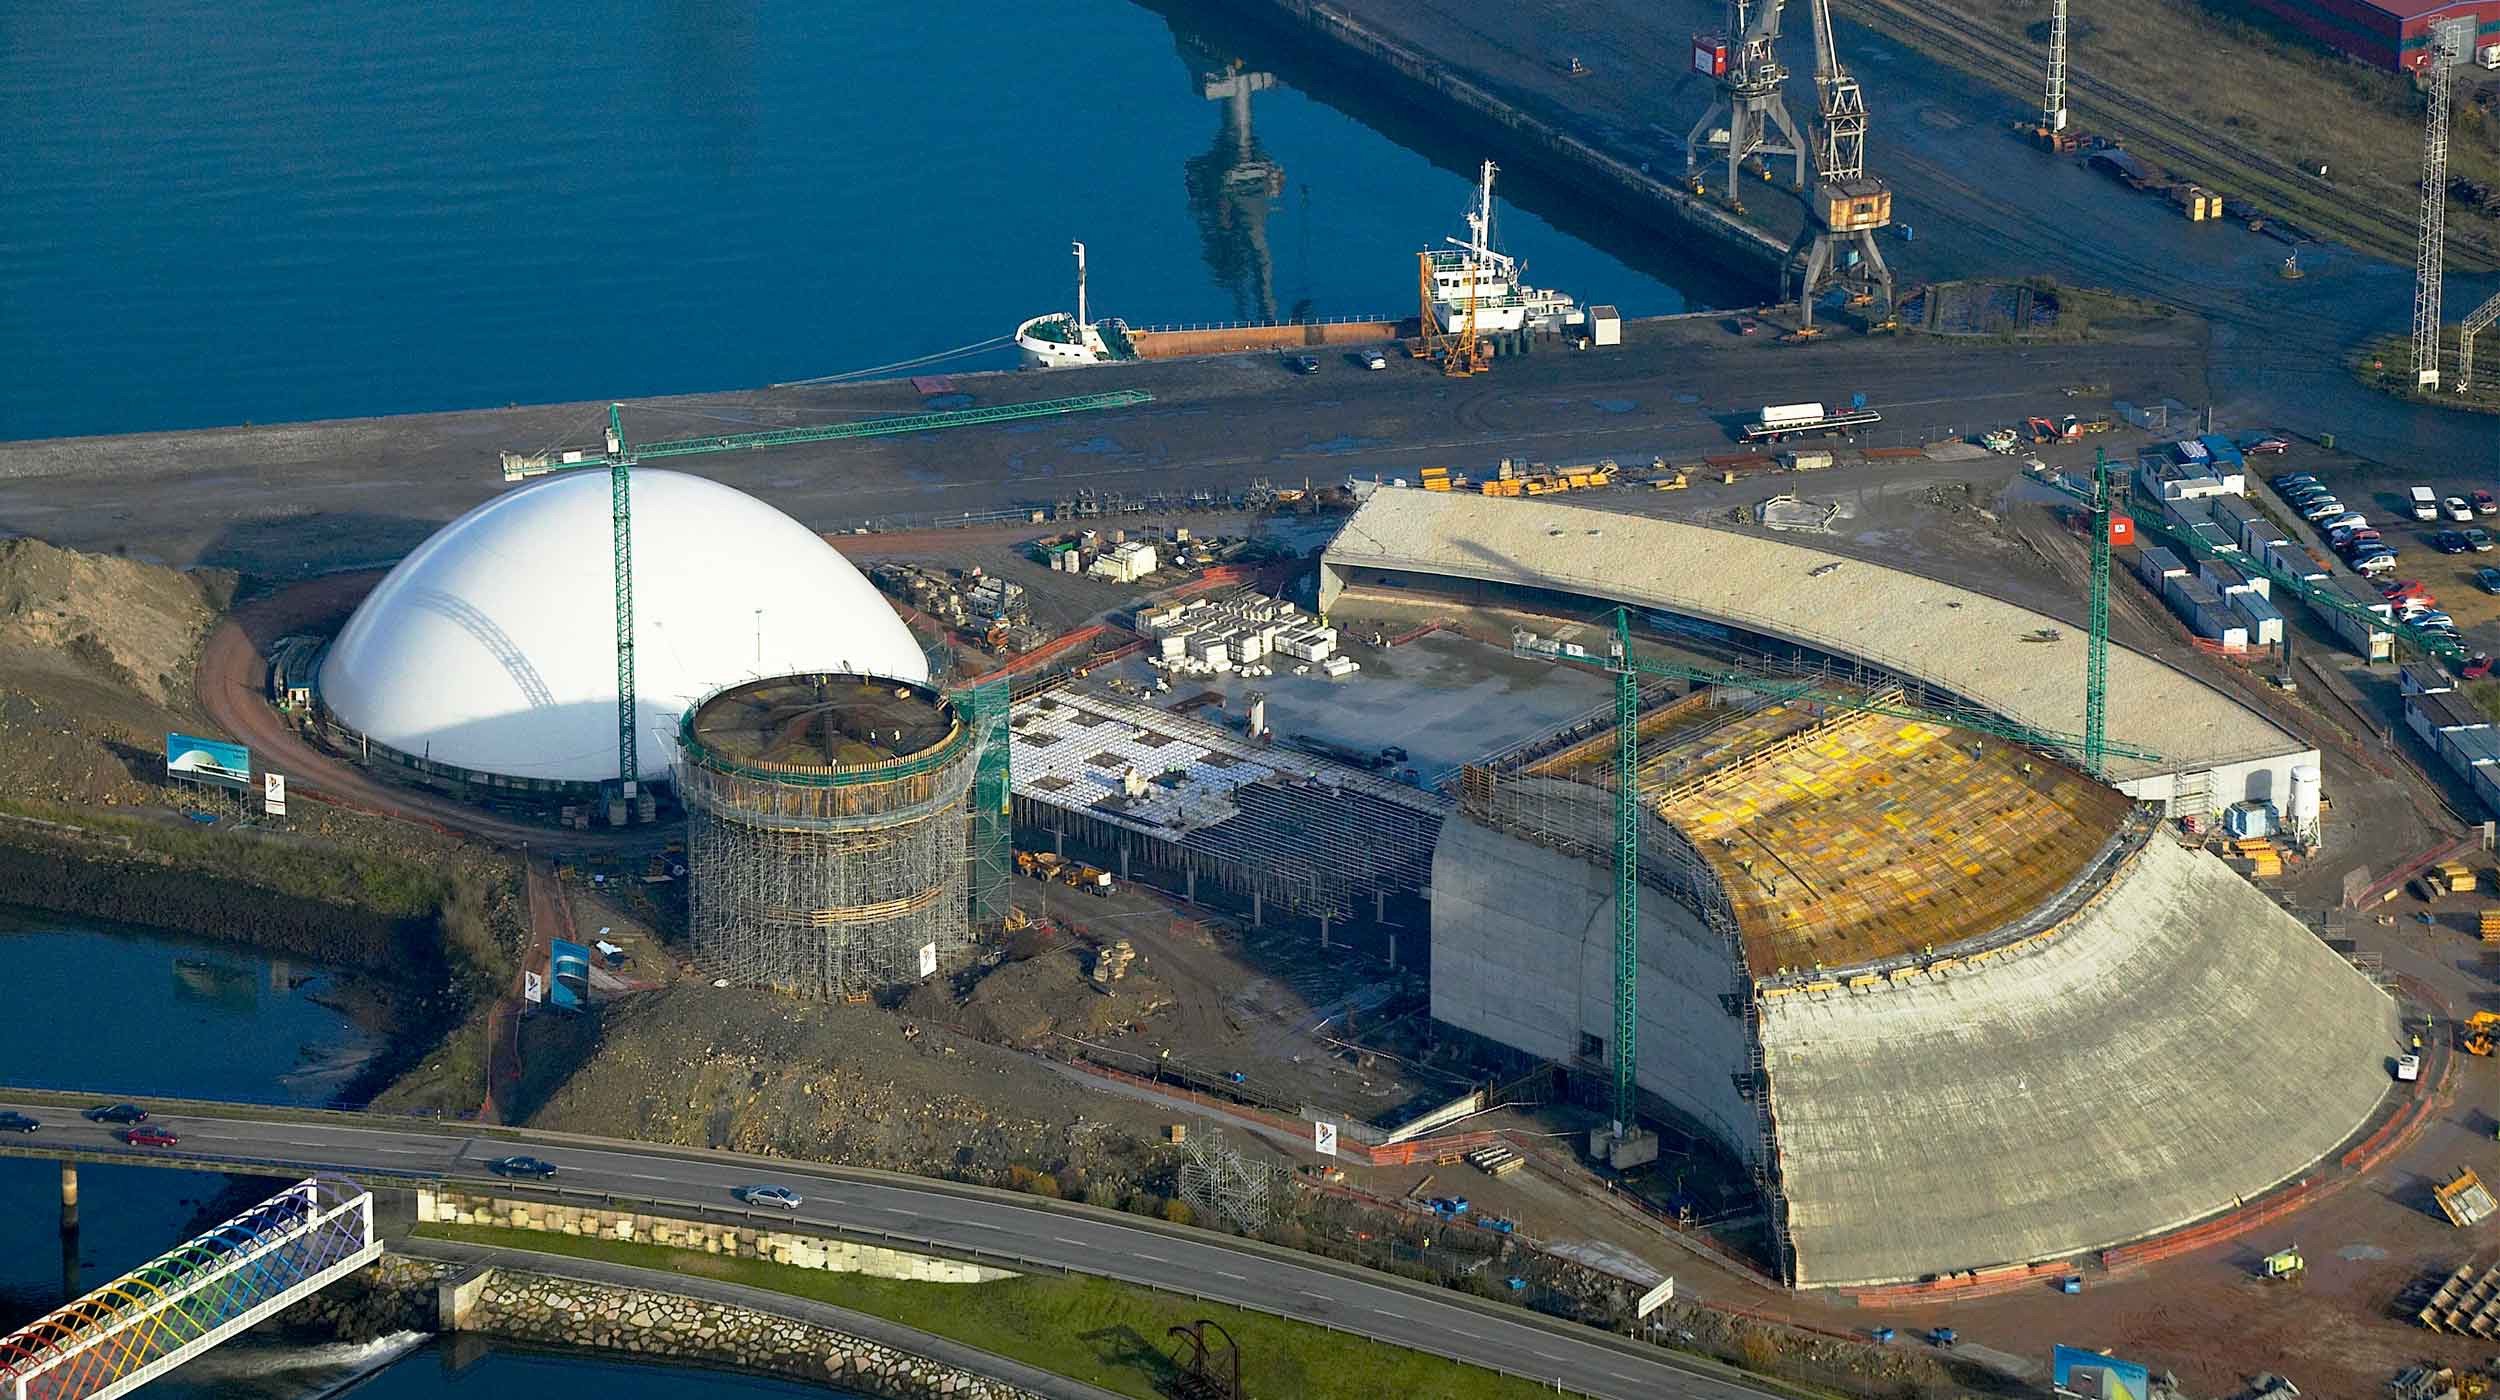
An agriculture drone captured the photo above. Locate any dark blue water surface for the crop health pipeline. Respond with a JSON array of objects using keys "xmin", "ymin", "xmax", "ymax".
[
  {"xmin": 0, "ymin": 913, "xmax": 832, "ymax": 1399},
  {"xmin": 0, "ymin": 0, "xmax": 1707, "ymax": 442}
]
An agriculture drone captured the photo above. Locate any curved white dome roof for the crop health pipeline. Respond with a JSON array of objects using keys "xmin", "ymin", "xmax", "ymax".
[{"xmin": 320, "ymin": 469, "xmax": 928, "ymax": 784}]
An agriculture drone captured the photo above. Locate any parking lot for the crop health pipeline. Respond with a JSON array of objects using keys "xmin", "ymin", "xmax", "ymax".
[{"xmin": 2256, "ymin": 463, "xmax": 2500, "ymax": 667}]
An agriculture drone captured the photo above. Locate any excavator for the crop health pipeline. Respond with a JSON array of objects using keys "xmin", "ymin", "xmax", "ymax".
[{"xmin": 2464, "ymin": 1011, "xmax": 2500, "ymax": 1056}]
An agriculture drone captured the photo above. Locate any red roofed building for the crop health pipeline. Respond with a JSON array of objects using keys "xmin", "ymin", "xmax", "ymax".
[{"xmin": 2231, "ymin": 0, "xmax": 2494, "ymax": 71}]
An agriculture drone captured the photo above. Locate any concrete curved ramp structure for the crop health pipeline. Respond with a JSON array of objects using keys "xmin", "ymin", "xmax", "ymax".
[{"xmin": 1759, "ymin": 835, "xmax": 2397, "ymax": 1287}]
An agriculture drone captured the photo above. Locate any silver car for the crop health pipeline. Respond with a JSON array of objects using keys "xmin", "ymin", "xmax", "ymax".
[{"xmin": 740, "ymin": 1184, "xmax": 804, "ymax": 1210}]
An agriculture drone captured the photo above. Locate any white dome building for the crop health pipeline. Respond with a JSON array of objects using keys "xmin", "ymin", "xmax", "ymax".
[{"xmin": 318, "ymin": 469, "xmax": 927, "ymax": 789}]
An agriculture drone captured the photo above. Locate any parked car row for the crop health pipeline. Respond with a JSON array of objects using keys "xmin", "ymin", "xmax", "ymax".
[{"xmin": 2279, "ymin": 474, "xmax": 2399, "ymax": 576}]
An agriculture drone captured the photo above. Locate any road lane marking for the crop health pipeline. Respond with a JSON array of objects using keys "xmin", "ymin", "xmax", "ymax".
[
  {"xmin": 1297, "ymin": 1290, "xmax": 1329, "ymax": 1301},
  {"xmin": 1369, "ymin": 1308, "xmax": 1406, "ymax": 1319},
  {"xmin": 1133, "ymin": 1254, "xmax": 1167, "ymax": 1263},
  {"xmin": 1053, "ymin": 1236, "xmax": 1086, "ymax": 1245},
  {"xmin": 1214, "ymin": 1270, "xmax": 1246, "ymax": 1281},
  {"xmin": 960, "ymin": 1221, "xmax": 1002, "ymax": 1231}
]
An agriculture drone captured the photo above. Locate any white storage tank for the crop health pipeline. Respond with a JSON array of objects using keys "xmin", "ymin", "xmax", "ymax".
[{"xmin": 2288, "ymin": 764, "xmax": 2321, "ymax": 836}]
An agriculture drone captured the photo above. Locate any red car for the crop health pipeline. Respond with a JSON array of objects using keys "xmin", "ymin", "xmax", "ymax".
[
  {"xmin": 2476, "ymin": 490, "xmax": 2497, "ymax": 516},
  {"xmin": 122, "ymin": 1127, "xmax": 178, "ymax": 1148},
  {"xmin": 2242, "ymin": 436, "xmax": 2290, "ymax": 455},
  {"xmin": 2465, "ymin": 654, "xmax": 2494, "ymax": 680}
]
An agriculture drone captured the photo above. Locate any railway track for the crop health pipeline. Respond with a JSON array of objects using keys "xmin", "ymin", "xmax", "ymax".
[{"xmin": 1853, "ymin": 0, "xmax": 2490, "ymax": 270}]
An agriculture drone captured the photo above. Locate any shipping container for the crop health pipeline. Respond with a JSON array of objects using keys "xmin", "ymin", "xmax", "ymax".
[
  {"xmin": 2197, "ymin": 434, "xmax": 2246, "ymax": 469},
  {"xmin": 2231, "ymin": 591, "xmax": 2285, "ymax": 646}
]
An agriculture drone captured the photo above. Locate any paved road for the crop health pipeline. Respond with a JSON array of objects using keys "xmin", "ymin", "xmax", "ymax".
[{"xmin": 3, "ymin": 1098, "xmax": 1786, "ymax": 1400}]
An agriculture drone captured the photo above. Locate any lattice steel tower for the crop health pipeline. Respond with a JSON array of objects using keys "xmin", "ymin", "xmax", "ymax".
[
  {"xmin": 2418, "ymin": 39, "xmax": 2455, "ymax": 389},
  {"xmin": 2043, "ymin": 0, "xmax": 2068, "ymax": 135}
]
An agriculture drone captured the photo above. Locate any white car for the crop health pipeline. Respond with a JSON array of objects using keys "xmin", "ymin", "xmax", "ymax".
[
  {"xmin": 2397, "ymin": 1053, "xmax": 2422, "ymax": 1082},
  {"xmin": 2449, "ymin": 496, "xmax": 2477, "ymax": 523},
  {"xmin": 1364, "ymin": 349, "xmax": 1389, "ymax": 370}
]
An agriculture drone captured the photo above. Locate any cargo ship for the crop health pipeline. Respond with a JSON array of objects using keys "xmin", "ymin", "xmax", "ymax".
[
  {"xmin": 1015, "ymin": 242, "xmax": 1137, "ymax": 368},
  {"xmin": 1423, "ymin": 161, "xmax": 1584, "ymax": 335}
]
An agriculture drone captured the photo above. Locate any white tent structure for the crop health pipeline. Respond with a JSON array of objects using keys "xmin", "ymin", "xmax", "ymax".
[{"xmin": 320, "ymin": 469, "xmax": 927, "ymax": 785}]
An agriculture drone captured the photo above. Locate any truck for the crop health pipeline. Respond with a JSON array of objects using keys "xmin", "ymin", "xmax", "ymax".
[
  {"xmin": 1742, "ymin": 401, "xmax": 1882, "ymax": 443},
  {"xmin": 2414, "ymin": 486, "xmax": 2440, "ymax": 521}
]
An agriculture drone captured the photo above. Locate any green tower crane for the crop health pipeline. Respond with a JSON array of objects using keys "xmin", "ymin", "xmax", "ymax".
[
  {"xmin": 605, "ymin": 406, "xmax": 637, "ymax": 799},
  {"xmin": 2084, "ymin": 447, "xmax": 2113, "ymax": 779},
  {"xmin": 496, "ymin": 390, "xmax": 1156, "ymax": 807},
  {"xmin": 1608, "ymin": 608, "xmax": 1640, "ymax": 1138}
]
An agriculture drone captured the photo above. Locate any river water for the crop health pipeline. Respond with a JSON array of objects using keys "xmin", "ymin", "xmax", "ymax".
[
  {"xmin": 0, "ymin": 0, "xmax": 1721, "ymax": 443},
  {"xmin": 0, "ymin": 912, "xmax": 851, "ymax": 1400}
]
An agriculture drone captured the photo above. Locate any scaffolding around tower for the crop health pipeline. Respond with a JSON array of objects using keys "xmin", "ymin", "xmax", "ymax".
[{"xmin": 678, "ymin": 674, "xmax": 980, "ymax": 1000}]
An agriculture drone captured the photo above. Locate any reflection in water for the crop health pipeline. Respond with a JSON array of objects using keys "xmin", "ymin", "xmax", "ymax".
[
  {"xmin": 1178, "ymin": 34, "xmax": 1287, "ymax": 324},
  {"xmin": 174, "ymin": 957, "xmax": 264, "ymax": 1014}
]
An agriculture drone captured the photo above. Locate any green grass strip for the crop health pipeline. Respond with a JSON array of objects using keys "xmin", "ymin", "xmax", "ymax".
[{"xmin": 414, "ymin": 1222, "xmax": 1575, "ymax": 1399}]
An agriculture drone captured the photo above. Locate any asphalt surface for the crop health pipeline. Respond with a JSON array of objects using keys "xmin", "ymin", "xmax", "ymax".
[
  {"xmin": 0, "ymin": 320, "xmax": 2204, "ymax": 579},
  {"xmin": 1, "ymin": 1098, "xmax": 1785, "ymax": 1400}
]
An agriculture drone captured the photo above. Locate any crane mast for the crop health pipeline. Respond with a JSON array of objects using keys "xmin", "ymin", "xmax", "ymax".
[
  {"xmin": 1789, "ymin": 0, "xmax": 1895, "ymax": 331},
  {"xmin": 2417, "ymin": 36, "xmax": 2455, "ymax": 389},
  {"xmin": 1684, "ymin": 0, "xmax": 1809, "ymax": 207}
]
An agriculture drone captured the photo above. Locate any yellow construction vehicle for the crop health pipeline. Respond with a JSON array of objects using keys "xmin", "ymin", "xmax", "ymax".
[
  {"xmin": 2467, "ymin": 1012, "xmax": 2500, "ymax": 1056},
  {"xmin": 2259, "ymin": 1245, "xmax": 2304, "ymax": 1282},
  {"xmin": 1015, "ymin": 850, "xmax": 1065, "ymax": 880}
]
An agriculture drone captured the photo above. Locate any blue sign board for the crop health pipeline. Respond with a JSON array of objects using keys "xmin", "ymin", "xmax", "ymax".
[
  {"xmin": 2054, "ymin": 1345, "xmax": 2150, "ymax": 1400},
  {"xmin": 549, "ymin": 939, "xmax": 591, "ymax": 1013},
  {"xmin": 166, "ymin": 732, "xmax": 252, "ymax": 790}
]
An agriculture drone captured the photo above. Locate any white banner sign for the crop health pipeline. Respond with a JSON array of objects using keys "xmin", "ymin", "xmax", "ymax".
[
  {"xmin": 917, "ymin": 941, "xmax": 938, "ymax": 978},
  {"xmin": 1635, "ymin": 1276, "xmax": 1677, "ymax": 1319},
  {"xmin": 263, "ymin": 771, "xmax": 287, "ymax": 816},
  {"xmin": 523, "ymin": 969, "xmax": 544, "ymax": 1004},
  {"xmin": 1314, "ymin": 1120, "xmax": 1339, "ymax": 1157}
]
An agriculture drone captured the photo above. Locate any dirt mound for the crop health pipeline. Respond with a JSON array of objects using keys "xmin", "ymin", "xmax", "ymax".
[
  {"xmin": 526, "ymin": 982, "xmax": 1180, "ymax": 1187},
  {"xmin": 913, "ymin": 943, "xmax": 1175, "ymax": 1047},
  {"xmin": 0, "ymin": 537, "xmax": 234, "ymax": 709}
]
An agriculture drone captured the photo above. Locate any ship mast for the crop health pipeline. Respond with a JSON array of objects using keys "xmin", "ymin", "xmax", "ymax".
[
  {"xmin": 1072, "ymin": 241, "xmax": 1088, "ymax": 328},
  {"xmin": 1470, "ymin": 161, "xmax": 1496, "ymax": 258}
]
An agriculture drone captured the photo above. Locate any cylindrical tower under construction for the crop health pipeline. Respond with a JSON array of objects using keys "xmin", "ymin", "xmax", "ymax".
[{"xmin": 678, "ymin": 674, "xmax": 977, "ymax": 999}]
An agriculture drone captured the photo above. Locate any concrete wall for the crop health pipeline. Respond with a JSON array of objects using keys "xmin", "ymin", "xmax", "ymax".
[
  {"xmin": 1431, "ymin": 811, "xmax": 1759, "ymax": 1159},
  {"xmin": 1757, "ymin": 836, "xmax": 2399, "ymax": 1288},
  {"xmin": 416, "ymin": 1188, "xmax": 1015, "ymax": 1284}
]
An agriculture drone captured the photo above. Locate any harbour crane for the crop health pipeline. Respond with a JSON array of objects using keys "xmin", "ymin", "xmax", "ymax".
[
  {"xmin": 1514, "ymin": 608, "xmax": 2157, "ymax": 1139},
  {"xmin": 1685, "ymin": 0, "xmax": 1809, "ymax": 207},
  {"xmin": 494, "ymin": 390, "xmax": 1153, "ymax": 816},
  {"xmin": 1789, "ymin": 0, "xmax": 1894, "ymax": 331}
]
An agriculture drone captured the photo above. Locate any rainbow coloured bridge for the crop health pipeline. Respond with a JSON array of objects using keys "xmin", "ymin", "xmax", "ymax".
[{"xmin": 0, "ymin": 1177, "xmax": 379, "ymax": 1400}]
